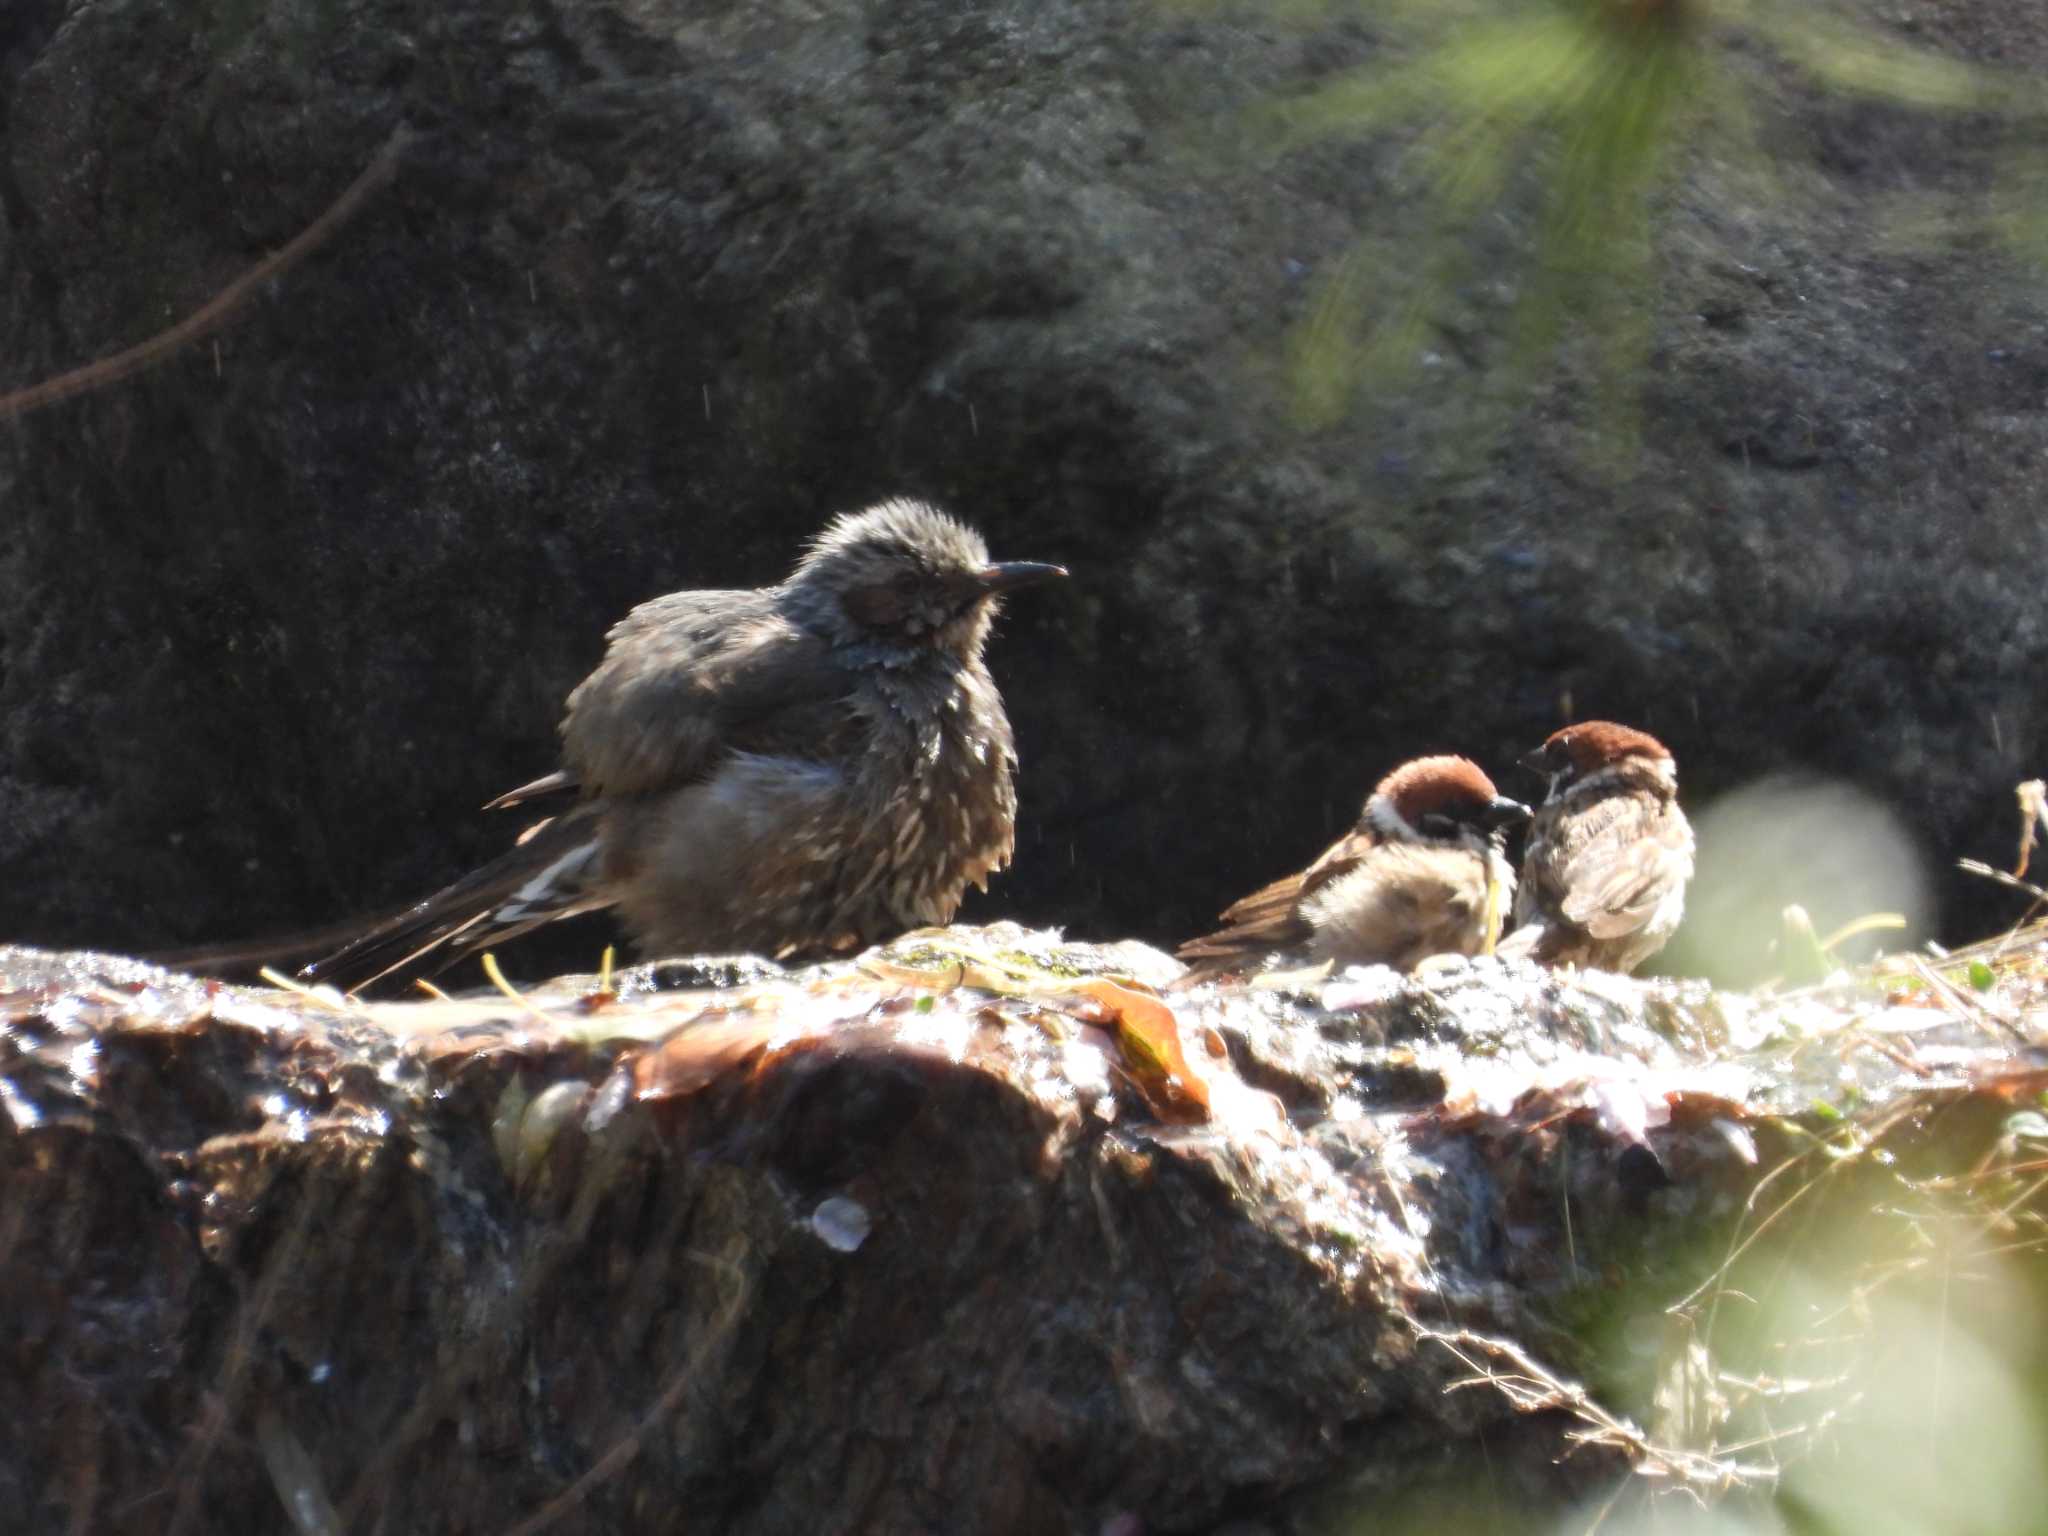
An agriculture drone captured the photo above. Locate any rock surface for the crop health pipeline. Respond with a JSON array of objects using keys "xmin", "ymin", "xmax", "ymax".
[
  {"xmin": 0, "ymin": 0, "xmax": 2045, "ymax": 970},
  {"xmin": 6, "ymin": 924, "xmax": 2045, "ymax": 1533}
]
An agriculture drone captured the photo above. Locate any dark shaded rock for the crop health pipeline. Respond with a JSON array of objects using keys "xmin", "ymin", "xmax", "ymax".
[
  {"xmin": 0, "ymin": 935, "xmax": 1615, "ymax": 1533},
  {"xmin": 7, "ymin": 924, "xmax": 2047, "ymax": 1533},
  {"xmin": 0, "ymin": 0, "xmax": 2044, "ymax": 977}
]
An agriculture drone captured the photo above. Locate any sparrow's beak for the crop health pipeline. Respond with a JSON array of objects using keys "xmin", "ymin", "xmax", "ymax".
[
  {"xmin": 1517, "ymin": 747, "xmax": 1556, "ymax": 777},
  {"xmin": 973, "ymin": 561, "xmax": 1068, "ymax": 595},
  {"xmin": 1485, "ymin": 795, "xmax": 1534, "ymax": 829}
]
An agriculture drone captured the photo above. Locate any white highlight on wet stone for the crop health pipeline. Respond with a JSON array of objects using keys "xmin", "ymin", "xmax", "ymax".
[{"xmin": 810, "ymin": 1195, "xmax": 873, "ymax": 1253}]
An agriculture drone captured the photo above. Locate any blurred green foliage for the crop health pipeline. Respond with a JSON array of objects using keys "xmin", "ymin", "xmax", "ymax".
[{"xmin": 1239, "ymin": 0, "xmax": 2028, "ymax": 443}]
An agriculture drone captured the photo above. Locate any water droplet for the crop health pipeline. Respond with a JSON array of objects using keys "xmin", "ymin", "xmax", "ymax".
[{"xmin": 810, "ymin": 1195, "xmax": 872, "ymax": 1253}]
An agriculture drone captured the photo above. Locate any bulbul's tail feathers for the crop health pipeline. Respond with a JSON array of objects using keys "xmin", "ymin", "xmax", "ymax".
[
  {"xmin": 146, "ymin": 913, "xmax": 429, "ymax": 979},
  {"xmin": 298, "ymin": 810, "xmax": 613, "ymax": 993}
]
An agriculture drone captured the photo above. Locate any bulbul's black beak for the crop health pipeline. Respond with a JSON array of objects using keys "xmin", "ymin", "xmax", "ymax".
[
  {"xmin": 974, "ymin": 561, "xmax": 1068, "ymax": 594},
  {"xmin": 1486, "ymin": 795, "xmax": 1534, "ymax": 829}
]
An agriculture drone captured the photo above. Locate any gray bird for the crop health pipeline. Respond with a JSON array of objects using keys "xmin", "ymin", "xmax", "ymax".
[{"xmin": 306, "ymin": 499, "xmax": 1065, "ymax": 989}]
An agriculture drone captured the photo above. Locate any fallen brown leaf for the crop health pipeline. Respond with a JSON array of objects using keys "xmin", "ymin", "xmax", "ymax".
[
  {"xmin": 633, "ymin": 1014, "xmax": 787, "ymax": 1101},
  {"xmin": 1064, "ymin": 978, "xmax": 1211, "ymax": 1123}
]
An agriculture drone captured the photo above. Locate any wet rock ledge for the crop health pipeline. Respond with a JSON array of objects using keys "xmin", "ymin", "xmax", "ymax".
[{"xmin": 3, "ymin": 925, "xmax": 2045, "ymax": 1535}]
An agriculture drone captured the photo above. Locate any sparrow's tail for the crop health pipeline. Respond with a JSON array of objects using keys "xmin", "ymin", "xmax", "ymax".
[
  {"xmin": 1169, "ymin": 873, "xmax": 1314, "ymax": 988},
  {"xmin": 298, "ymin": 808, "xmax": 614, "ymax": 993}
]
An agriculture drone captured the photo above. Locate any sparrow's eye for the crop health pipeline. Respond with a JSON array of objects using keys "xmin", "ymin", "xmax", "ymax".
[{"xmin": 1420, "ymin": 812, "xmax": 1460, "ymax": 838}]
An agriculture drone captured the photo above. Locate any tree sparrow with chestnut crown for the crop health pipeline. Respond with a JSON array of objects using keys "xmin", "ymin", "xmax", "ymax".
[
  {"xmin": 1498, "ymin": 721, "xmax": 1695, "ymax": 975},
  {"xmin": 1177, "ymin": 755, "xmax": 1530, "ymax": 983}
]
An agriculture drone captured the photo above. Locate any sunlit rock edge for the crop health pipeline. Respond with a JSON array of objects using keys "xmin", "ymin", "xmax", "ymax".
[{"xmin": 2, "ymin": 921, "xmax": 2045, "ymax": 1534}]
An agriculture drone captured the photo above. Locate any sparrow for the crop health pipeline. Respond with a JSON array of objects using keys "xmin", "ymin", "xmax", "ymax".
[
  {"xmin": 304, "ymin": 499, "xmax": 1065, "ymax": 989},
  {"xmin": 1175, "ymin": 755, "xmax": 1530, "ymax": 982},
  {"xmin": 1497, "ymin": 720, "xmax": 1695, "ymax": 974}
]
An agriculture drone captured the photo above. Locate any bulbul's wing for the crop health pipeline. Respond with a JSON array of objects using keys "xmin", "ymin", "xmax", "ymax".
[
  {"xmin": 1534, "ymin": 794, "xmax": 1691, "ymax": 941},
  {"xmin": 560, "ymin": 589, "xmax": 859, "ymax": 799},
  {"xmin": 483, "ymin": 769, "xmax": 576, "ymax": 811}
]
